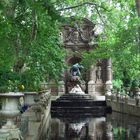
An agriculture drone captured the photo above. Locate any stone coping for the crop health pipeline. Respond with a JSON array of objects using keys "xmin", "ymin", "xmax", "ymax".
[
  {"xmin": 24, "ymin": 90, "xmax": 51, "ymax": 95},
  {"xmin": 69, "ymin": 92, "xmax": 85, "ymax": 95},
  {"xmin": 24, "ymin": 92, "xmax": 38, "ymax": 95},
  {"xmin": 0, "ymin": 92, "xmax": 24, "ymax": 97},
  {"xmin": 0, "ymin": 110, "xmax": 21, "ymax": 117}
]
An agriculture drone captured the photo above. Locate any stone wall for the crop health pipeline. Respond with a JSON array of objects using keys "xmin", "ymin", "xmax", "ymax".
[
  {"xmin": 106, "ymin": 95, "xmax": 140, "ymax": 117},
  {"xmin": 21, "ymin": 91, "xmax": 51, "ymax": 140}
]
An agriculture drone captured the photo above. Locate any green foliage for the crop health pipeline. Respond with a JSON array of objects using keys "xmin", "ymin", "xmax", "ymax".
[
  {"xmin": 79, "ymin": 0, "xmax": 140, "ymax": 84},
  {"xmin": 0, "ymin": 0, "xmax": 140, "ymax": 91},
  {"xmin": 0, "ymin": 68, "xmax": 21, "ymax": 92},
  {"xmin": 113, "ymin": 127, "xmax": 126, "ymax": 140},
  {"xmin": 112, "ymin": 79, "xmax": 123, "ymax": 90},
  {"xmin": 0, "ymin": 0, "xmax": 65, "ymax": 91},
  {"xmin": 99, "ymin": 16, "xmax": 140, "ymax": 81},
  {"xmin": 20, "ymin": 70, "xmax": 41, "ymax": 92}
]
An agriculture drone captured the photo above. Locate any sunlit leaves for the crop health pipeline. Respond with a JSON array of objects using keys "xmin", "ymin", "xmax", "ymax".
[
  {"xmin": 0, "ymin": 0, "xmax": 139, "ymax": 89},
  {"xmin": 0, "ymin": 0, "xmax": 66, "ymax": 91}
]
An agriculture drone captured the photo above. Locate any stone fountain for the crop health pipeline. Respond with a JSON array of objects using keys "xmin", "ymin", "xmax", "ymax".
[
  {"xmin": 69, "ymin": 84, "xmax": 85, "ymax": 94},
  {"xmin": 51, "ymin": 83, "xmax": 112, "ymax": 117},
  {"xmin": 0, "ymin": 92, "xmax": 24, "ymax": 140}
]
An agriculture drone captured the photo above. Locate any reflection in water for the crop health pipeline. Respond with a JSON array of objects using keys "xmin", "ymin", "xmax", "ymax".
[
  {"xmin": 50, "ymin": 117, "xmax": 111, "ymax": 140},
  {"xmin": 48, "ymin": 112, "xmax": 140, "ymax": 140}
]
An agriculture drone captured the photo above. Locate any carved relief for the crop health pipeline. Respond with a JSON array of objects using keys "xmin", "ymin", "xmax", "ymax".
[{"xmin": 62, "ymin": 19, "xmax": 96, "ymax": 45}]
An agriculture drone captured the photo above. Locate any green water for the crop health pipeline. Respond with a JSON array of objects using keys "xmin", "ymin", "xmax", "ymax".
[
  {"xmin": 46, "ymin": 112, "xmax": 140, "ymax": 140},
  {"xmin": 0, "ymin": 112, "xmax": 140, "ymax": 140}
]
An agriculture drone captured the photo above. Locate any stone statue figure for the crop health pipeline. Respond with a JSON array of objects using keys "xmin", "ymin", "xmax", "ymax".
[
  {"xmin": 95, "ymin": 66, "xmax": 102, "ymax": 83},
  {"xmin": 63, "ymin": 21, "xmax": 95, "ymax": 44},
  {"xmin": 69, "ymin": 84, "xmax": 85, "ymax": 94},
  {"xmin": 70, "ymin": 63, "xmax": 84, "ymax": 78}
]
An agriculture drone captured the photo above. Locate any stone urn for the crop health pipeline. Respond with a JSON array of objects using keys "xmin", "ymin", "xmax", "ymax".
[
  {"xmin": 24, "ymin": 91, "xmax": 39, "ymax": 106},
  {"xmin": 0, "ymin": 92, "xmax": 24, "ymax": 139}
]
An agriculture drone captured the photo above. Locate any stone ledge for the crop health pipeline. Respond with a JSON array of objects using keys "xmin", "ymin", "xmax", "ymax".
[{"xmin": 107, "ymin": 99, "xmax": 140, "ymax": 117}]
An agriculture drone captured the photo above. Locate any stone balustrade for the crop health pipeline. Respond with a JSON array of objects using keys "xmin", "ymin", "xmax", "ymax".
[
  {"xmin": 20, "ymin": 90, "xmax": 51, "ymax": 140},
  {"xmin": 106, "ymin": 90, "xmax": 140, "ymax": 117}
]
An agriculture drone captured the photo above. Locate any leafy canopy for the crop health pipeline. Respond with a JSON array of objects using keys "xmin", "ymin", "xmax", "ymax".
[
  {"xmin": 56, "ymin": 0, "xmax": 140, "ymax": 84},
  {"xmin": 0, "ymin": 0, "xmax": 65, "ymax": 91},
  {"xmin": 0, "ymin": 0, "xmax": 140, "ymax": 91}
]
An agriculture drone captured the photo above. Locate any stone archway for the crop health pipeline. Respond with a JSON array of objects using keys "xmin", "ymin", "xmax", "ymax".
[
  {"xmin": 61, "ymin": 18, "xmax": 96, "ymax": 94},
  {"xmin": 65, "ymin": 55, "xmax": 88, "ymax": 94},
  {"xmin": 67, "ymin": 56, "xmax": 82, "ymax": 66}
]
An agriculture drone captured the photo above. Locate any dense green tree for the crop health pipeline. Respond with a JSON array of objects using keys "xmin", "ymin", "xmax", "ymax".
[
  {"xmin": 56, "ymin": 0, "xmax": 140, "ymax": 86},
  {"xmin": 0, "ymin": 0, "xmax": 139, "ymax": 91},
  {"xmin": 0, "ymin": 0, "xmax": 65, "ymax": 91}
]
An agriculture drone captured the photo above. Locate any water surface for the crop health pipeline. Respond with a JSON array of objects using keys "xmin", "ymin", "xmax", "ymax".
[{"xmin": 47, "ymin": 112, "xmax": 140, "ymax": 140}]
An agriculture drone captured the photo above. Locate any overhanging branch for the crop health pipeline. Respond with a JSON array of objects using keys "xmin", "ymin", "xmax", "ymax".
[
  {"xmin": 57, "ymin": 2, "xmax": 108, "ymax": 11},
  {"xmin": 94, "ymin": 6, "xmax": 106, "ymax": 25}
]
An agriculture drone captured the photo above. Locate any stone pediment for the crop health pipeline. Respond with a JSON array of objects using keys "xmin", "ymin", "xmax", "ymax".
[{"xmin": 62, "ymin": 18, "xmax": 96, "ymax": 46}]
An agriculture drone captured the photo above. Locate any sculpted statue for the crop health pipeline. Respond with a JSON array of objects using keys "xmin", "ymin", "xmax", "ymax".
[
  {"xmin": 69, "ymin": 84, "xmax": 85, "ymax": 94},
  {"xmin": 63, "ymin": 20, "xmax": 95, "ymax": 44},
  {"xmin": 68, "ymin": 63, "xmax": 85, "ymax": 92},
  {"xmin": 95, "ymin": 66, "xmax": 102, "ymax": 83},
  {"xmin": 70, "ymin": 63, "xmax": 84, "ymax": 77}
]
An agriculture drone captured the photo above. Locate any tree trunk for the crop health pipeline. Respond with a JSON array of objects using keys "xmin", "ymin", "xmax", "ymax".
[
  {"xmin": 135, "ymin": 0, "xmax": 140, "ymax": 79},
  {"xmin": 135, "ymin": 0, "xmax": 140, "ymax": 17},
  {"xmin": 135, "ymin": 0, "xmax": 140, "ymax": 39}
]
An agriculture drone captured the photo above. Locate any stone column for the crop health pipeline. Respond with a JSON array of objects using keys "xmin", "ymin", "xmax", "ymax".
[
  {"xmin": 88, "ymin": 80, "xmax": 96, "ymax": 97},
  {"xmin": 106, "ymin": 122, "xmax": 113, "ymax": 140},
  {"xmin": 58, "ymin": 81, "xmax": 65, "ymax": 96},
  {"xmin": 88, "ymin": 65, "xmax": 96, "ymax": 97},
  {"xmin": 88, "ymin": 118, "xmax": 96, "ymax": 139},
  {"xmin": 105, "ymin": 58, "xmax": 113, "ymax": 93},
  {"xmin": 137, "ymin": 128, "xmax": 140, "ymax": 140}
]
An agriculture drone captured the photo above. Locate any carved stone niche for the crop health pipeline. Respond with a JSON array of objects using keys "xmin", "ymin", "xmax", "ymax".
[{"xmin": 62, "ymin": 18, "xmax": 96, "ymax": 46}]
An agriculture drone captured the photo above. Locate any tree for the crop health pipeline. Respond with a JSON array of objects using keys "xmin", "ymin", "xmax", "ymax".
[
  {"xmin": 0, "ymin": 0, "xmax": 65, "ymax": 91},
  {"xmin": 0, "ymin": 0, "xmax": 139, "ymax": 91},
  {"xmin": 56, "ymin": 0, "xmax": 140, "ymax": 86}
]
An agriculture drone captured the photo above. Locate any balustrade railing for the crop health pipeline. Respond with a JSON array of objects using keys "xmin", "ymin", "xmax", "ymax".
[
  {"xmin": 105, "ymin": 88, "xmax": 140, "ymax": 116},
  {"xmin": 19, "ymin": 116, "xmax": 29, "ymax": 139},
  {"xmin": 106, "ymin": 88, "xmax": 140, "ymax": 106}
]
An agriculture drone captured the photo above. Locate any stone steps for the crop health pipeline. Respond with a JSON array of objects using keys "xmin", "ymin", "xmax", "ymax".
[
  {"xmin": 57, "ymin": 94, "xmax": 94, "ymax": 100},
  {"xmin": 51, "ymin": 94, "xmax": 112, "ymax": 117},
  {"xmin": 51, "ymin": 111, "xmax": 106, "ymax": 118},
  {"xmin": 51, "ymin": 100, "xmax": 106, "ymax": 106},
  {"xmin": 61, "ymin": 96, "xmax": 91, "ymax": 98},
  {"xmin": 57, "ymin": 98, "xmax": 95, "ymax": 101},
  {"xmin": 61, "ymin": 94, "xmax": 92, "ymax": 98},
  {"xmin": 51, "ymin": 106, "xmax": 105, "ymax": 113},
  {"xmin": 51, "ymin": 106, "xmax": 104, "ymax": 109}
]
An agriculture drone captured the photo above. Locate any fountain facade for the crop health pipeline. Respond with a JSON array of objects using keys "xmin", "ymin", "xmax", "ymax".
[{"xmin": 59, "ymin": 18, "xmax": 113, "ymax": 100}]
